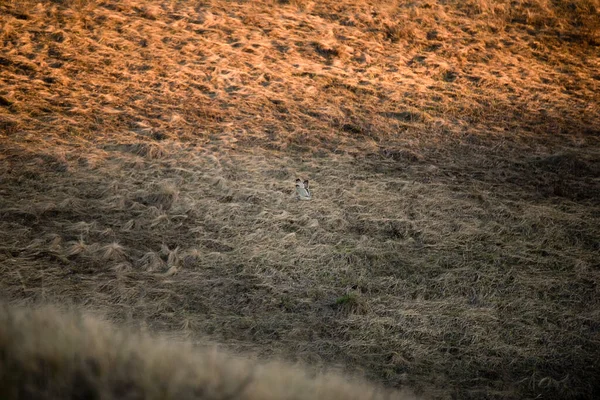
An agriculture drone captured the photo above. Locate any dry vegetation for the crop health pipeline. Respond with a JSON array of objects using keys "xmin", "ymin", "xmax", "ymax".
[
  {"xmin": 0, "ymin": 304, "xmax": 415, "ymax": 400},
  {"xmin": 1, "ymin": 0, "xmax": 600, "ymax": 399}
]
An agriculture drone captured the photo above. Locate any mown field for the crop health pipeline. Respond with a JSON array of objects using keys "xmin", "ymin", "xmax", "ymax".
[{"xmin": 1, "ymin": 0, "xmax": 599, "ymax": 399}]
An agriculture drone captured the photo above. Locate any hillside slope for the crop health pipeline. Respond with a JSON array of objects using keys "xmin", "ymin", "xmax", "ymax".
[
  {"xmin": 1, "ymin": 0, "xmax": 599, "ymax": 149},
  {"xmin": 1, "ymin": 1, "xmax": 600, "ymax": 399}
]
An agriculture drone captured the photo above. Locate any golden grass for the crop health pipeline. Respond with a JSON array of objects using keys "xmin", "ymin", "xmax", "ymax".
[
  {"xmin": 1, "ymin": 0, "xmax": 599, "ymax": 150},
  {"xmin": 1, "ymin": 0, "xmax": 599, "ymax": 399}
]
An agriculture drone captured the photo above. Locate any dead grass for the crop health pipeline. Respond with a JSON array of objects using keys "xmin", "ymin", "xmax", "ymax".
[
  {"xmin": 1, "ymin": 0, "xmax": 599, "ymax": 151},
  {"xmin": 1, "ymin": 141, "xmax": 598, "ymax": 399},
  {"xmin": 0, "ymin": 303, "xmax": 415, "ymax": 400},
  {"xmin": 1, "ymin": 0, "xmax": 599, "ymax": 399}
]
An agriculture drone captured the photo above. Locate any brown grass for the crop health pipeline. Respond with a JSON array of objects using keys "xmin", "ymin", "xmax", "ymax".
[{"xmin": 1, "ymin": 0, "xmax": 600, "ymax": 399}]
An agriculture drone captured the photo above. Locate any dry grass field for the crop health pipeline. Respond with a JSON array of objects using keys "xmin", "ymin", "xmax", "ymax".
[{"xmin": 1, "ymin": 0, "xmax": 599, "ymax": 399}]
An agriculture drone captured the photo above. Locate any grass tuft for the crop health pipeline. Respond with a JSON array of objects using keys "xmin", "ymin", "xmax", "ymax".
[{"xmin": 0, "ymin": 304, "xmax": 414, "ymax": 400}]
